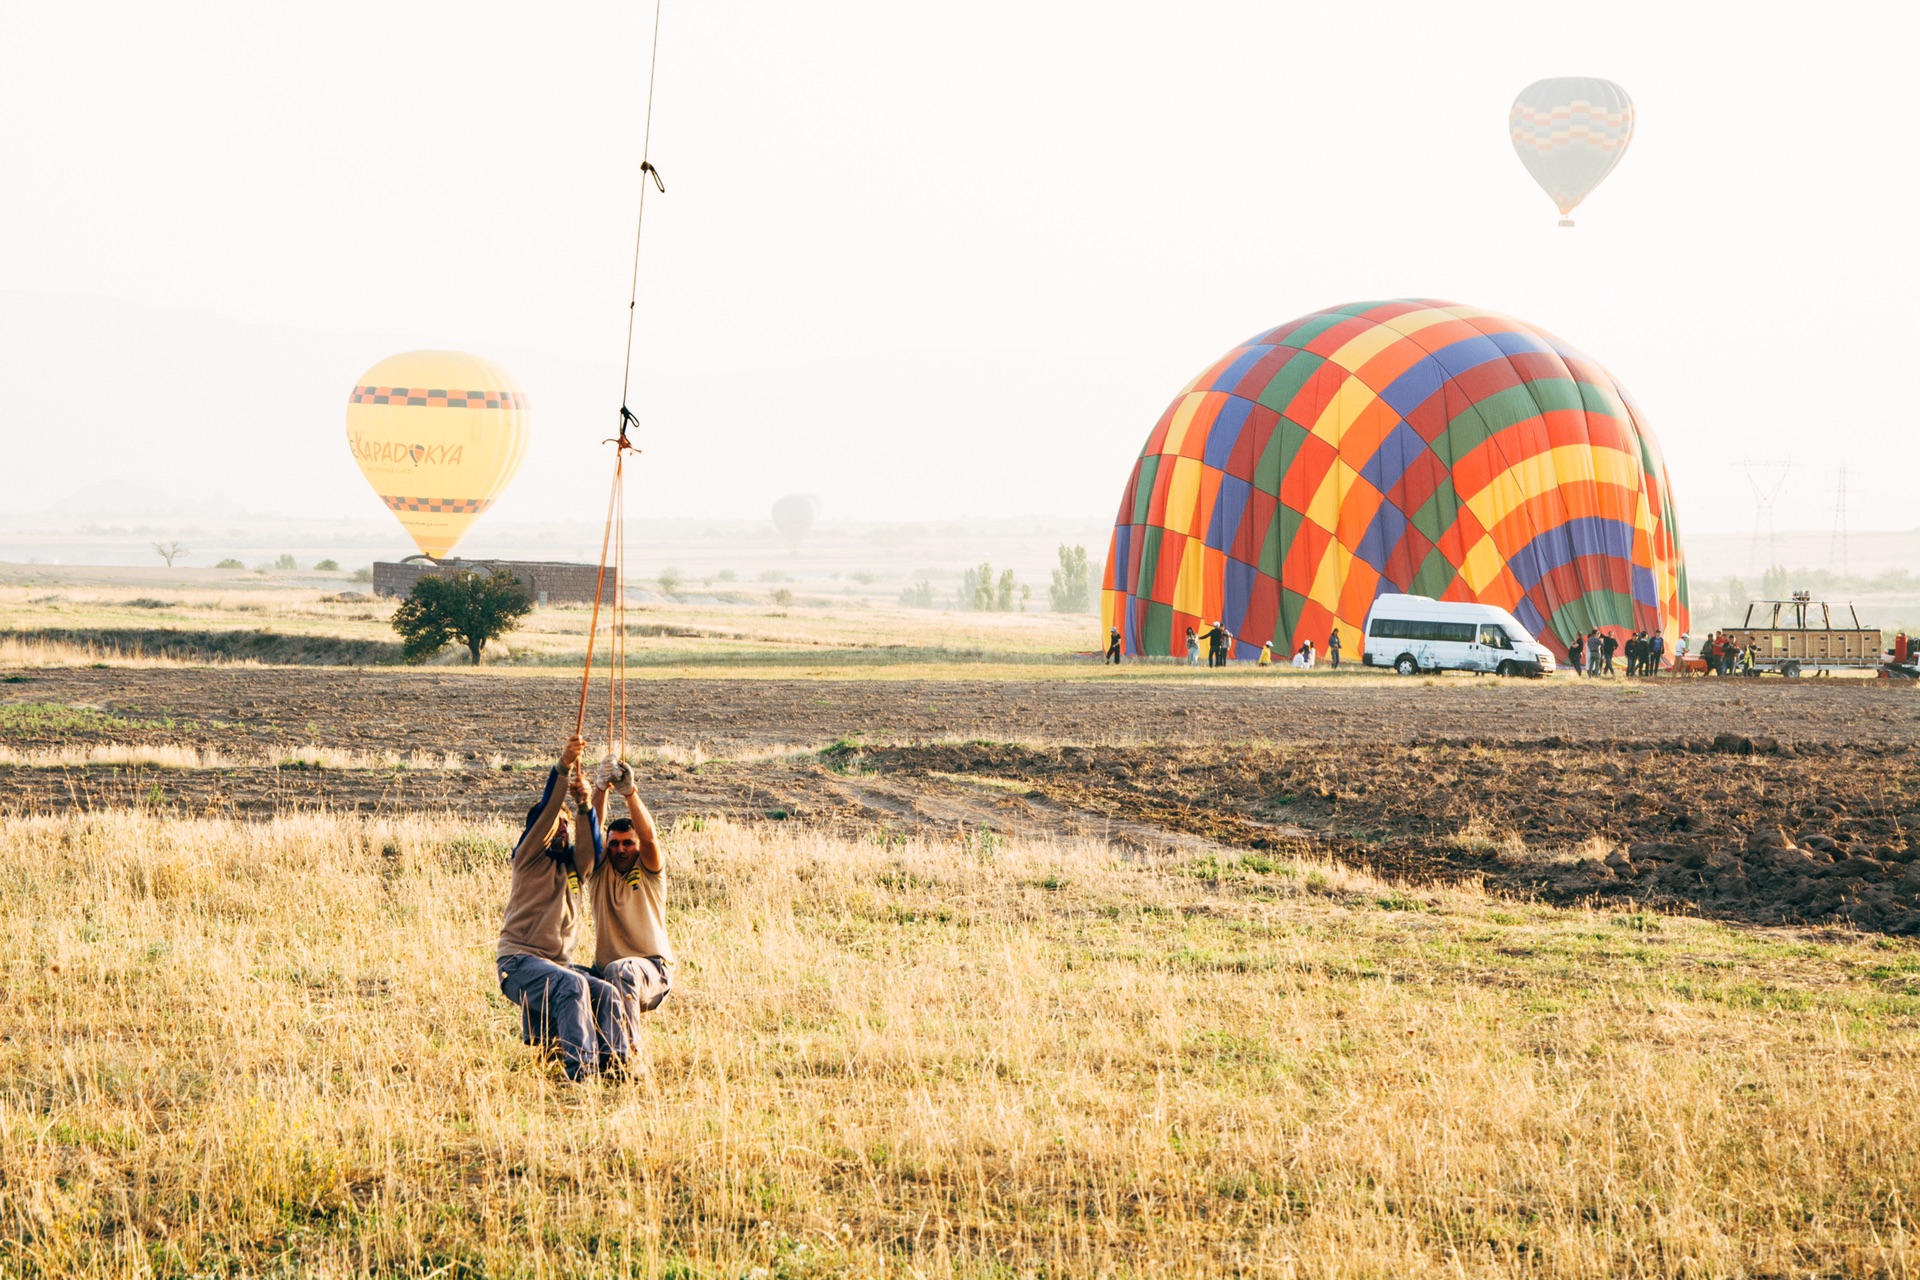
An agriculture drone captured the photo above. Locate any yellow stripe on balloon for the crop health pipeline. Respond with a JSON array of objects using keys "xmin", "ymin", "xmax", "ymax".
[
  {"xmin": 1172, "ymin": 537, "xmax": 1208, "ymax": 616},
  {"xmin": 1379, "ymin": 305, "xmax": 1458, "ymax": 340},
  {"xmin": 1305, "ymin": 537, "xmax": 1343, "ymax": 612},
  {"xmin": 1463, "ymin": 444, "xmax": 1640, "ymax": 532},
  {"xmin": 1304, "ymin": 456, "xmax": 1359, "ymax": 535},
  {"xmin": 1459, "ymin": 535, "xmax": 1508, "ymax": 594},
  {"xmin": 1163, "ymin": 456, "xmax": 1204, "ymax": 537},
  {"xmin": 1160, "ymin": 393, "xmax": 1209, "ymax": 458},
  {"xmin": 1326, "ymin": 320, "xmax": 1408, "ymax": 375},
  {"xmin": 1310, "ymin": 378, "xmax": 1376, "ymax": 445}
]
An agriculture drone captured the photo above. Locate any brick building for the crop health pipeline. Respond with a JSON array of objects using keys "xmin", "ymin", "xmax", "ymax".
[{"xmin": 372, "ymin": 558, "xmax": 616, "ymax": 606}]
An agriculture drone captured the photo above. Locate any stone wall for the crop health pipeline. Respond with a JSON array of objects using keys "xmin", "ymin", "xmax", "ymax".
[{"xmin": 372, "ymin": 559, "xmax": 616, "ymax": 606}]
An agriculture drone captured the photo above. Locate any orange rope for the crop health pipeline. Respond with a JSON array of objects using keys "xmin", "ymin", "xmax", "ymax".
[
  {"xmin": 577, "ymin": 0, "xmax": 663, "ymax": 763},
  {"xmin": 574, "ymin": 458, "xmax": 624, "ymax": 740}
]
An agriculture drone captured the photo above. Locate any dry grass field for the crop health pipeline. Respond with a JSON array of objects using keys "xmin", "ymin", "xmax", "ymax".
[
  {"xmin": 5, "ymin": 567, "xmax": 1920, "ymax": 1275},
  {"xmin": 4, "ymin": 810, "xmax": 1917, "ymax": 1278}
]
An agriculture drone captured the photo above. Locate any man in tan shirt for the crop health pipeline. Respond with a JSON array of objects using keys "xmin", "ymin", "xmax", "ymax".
[
  {"xmin": 495, "ymin": 734, "xmax": 624, "ymax": 1081},
  {"xmin": 590, "ymin": 761, "xmax": 675, "ymax": 1041}
]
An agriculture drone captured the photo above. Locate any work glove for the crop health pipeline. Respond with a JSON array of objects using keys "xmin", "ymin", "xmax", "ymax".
[
  {"xmin": 610, "ymin": 760, "xmax": 635, "ymax": 791},
  {"xmin": 591, "ymin": 757, "xmax": 621, "ymax": 789}
]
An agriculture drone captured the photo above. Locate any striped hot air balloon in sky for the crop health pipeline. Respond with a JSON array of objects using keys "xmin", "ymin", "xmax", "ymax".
[
  {"xmin": 1510, "ymin": 77, "xmax": 1634, "ymax": 226},
  {"xmin": 1102, "ymin": 300, "xmax": 1689, "ymax": 660}
]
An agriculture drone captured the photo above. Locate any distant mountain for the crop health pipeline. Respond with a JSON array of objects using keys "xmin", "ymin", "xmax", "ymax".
[{"xmin": 36, "ymin": 480, "xmax": 249, "ymax": 521}]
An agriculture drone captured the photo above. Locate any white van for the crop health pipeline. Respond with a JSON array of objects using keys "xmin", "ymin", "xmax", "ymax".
[{"xmin": 1361, "ymin": 593, "xmax": 1557, "ymax": 677}]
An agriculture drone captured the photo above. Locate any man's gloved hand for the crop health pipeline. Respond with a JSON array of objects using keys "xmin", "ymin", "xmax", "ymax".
[
  {"xmin": 591, "ymin": 758, "xmax": 620, "ymax": 789},
  {"xmin": 610, "ymin": 760, "xmax": 634, "ymax": 792}
]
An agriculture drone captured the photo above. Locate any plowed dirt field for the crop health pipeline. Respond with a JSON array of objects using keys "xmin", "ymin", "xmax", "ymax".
[{"xmin": 5, "ymin": 666, "xmax": 1917, "ymax": 931}]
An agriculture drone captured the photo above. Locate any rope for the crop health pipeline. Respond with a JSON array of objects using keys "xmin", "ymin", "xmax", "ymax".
[{"xmin": 575, "ymin": 0, "xmax": 666, "ymax": 761}]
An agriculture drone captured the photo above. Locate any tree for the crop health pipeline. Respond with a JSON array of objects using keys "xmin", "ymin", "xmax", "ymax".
[
  {"xmin": 1761, "ymin": 565, "xmax": 1792, "ymax": 600},
  {"xmin": 1049, "ymin": 544, "xmax": 1093, "ymax": 612},
  {"xmin": 391, "ymin": 570, "xmax": 533, "ymax": 665},
  {"xmin": 899, "ymin": 580, "xmax": 934, "ymax": 608},
  {"xmin": 315, "ymin": 558, "xmax": 340, "ymax": 571},
  {"xmin": 153, "ymin": 541, "xmax": 186, "ymax": 567}
]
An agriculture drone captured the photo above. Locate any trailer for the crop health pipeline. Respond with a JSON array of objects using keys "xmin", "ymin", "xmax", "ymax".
[{"xmin": 1718, "ymin": 593, "xmax": 1883, "ymax": 677}]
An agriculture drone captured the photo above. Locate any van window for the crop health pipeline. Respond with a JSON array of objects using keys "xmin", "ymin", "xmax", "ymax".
[
  {"xmin": 1477, "ymin": 624, "xmax": 1513, "ymax": 649},
  {"xmin": 1369, "ymin": 617, "xmax": 1474, "ymax": 643}
]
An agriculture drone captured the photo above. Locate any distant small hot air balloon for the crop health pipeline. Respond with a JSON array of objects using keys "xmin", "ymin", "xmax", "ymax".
[
  {"xmin": 345, "ymin": 351, "xmax": 528, "ymax": 559},
  {"xmin": 771, "ymin": 494, "xmax": 819, "ymax": 549},
  {"xmin": 1510, "ymin": 77, "xmax": 1634, "ymax": 227}
]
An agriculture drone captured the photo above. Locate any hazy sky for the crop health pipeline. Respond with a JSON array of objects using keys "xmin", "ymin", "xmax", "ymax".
[{"xmin": 2, "ymin": 2, "xmax": 1913, "ymax": 544}]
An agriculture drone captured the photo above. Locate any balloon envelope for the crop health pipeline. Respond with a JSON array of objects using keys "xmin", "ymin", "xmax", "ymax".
[
  {"xmin": 1102, "ymin": 301, "xmax": 1689, "ymax": 659},
  {"xmin": 346, "ymin": 350, "xmax": 528, "ymax": 559},
  {"xmin": 772, "ymin": 493, "xmax": 819, "ymax": 546},
  {"xmin": 1510, "ymin": 77, "xmax": 1634, "ymax": 218}
]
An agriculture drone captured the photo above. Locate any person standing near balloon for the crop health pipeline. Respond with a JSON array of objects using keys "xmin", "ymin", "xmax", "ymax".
[
  {"xmin": 1107, "ymin": 625, "xmax": 1123, "ymax": 665},
  {"xmin": 1326, "ymin": 629, "xmax": 1342, "ymax": 669}
]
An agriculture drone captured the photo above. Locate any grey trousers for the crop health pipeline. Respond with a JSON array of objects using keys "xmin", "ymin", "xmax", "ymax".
[
  {"xmin": 496, "ymin": 954, "xmax": 630, "ymax": 1080},
  {"xmin": 595, "ymin": 955, "xmax": 672, "ymax": 1023}
]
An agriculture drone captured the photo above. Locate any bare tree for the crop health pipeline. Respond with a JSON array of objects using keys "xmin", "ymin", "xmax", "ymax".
[{"xmin": 154, "ymin": 541, "xmax": 186, "ymax": 567}]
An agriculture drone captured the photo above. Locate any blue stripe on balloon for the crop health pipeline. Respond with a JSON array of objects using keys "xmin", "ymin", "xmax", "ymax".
[
  {"xmin": 1353, "ymin": 502, "xmax": 1409, "ymax": 575},
  {"xmin": 1358, "ymin": 420, "xmax": 1426, "ymax": 494},
  {"xmin": 1505, "ymin": 516, "xmax": 1635, "ymax": 590},
  {"xmin": 1380, "ymin": 356, "xmax": 1448, "ymax": 415},
  {"xmin": 1210, "ymin": 347, "xmax": 1274, "ymax": 395},
  {"xmin": 1203, "ymin": 397, "xmax": 1254, "ymax": 470},
  {"xmin": 1208, "ymin": 474, "xmax": 1253, "ymax": 551},
  {"xmin": 1511, "ymin": 596, "xmax": 1549, "ymax": 638},
  {"xmin": 1223, "ymin": 557, "xmax": 1258, "ymax": 641},
  {"xmin": 1632, "ymin": 565, "xmax": 1658, "ymax": 608},
  {"xmin": 1485, "ymin": 328, "xmax": 1557, "ymax": 359}
]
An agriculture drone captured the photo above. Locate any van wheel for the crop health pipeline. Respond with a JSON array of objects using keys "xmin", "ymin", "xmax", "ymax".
[
  {"xmin": 1394, "ymin": 654, "xmax": 1419, "ymax": 676},
  {"xmin": 1496, "ymin": 660, "xmax": 1518, "ymax": 677}
]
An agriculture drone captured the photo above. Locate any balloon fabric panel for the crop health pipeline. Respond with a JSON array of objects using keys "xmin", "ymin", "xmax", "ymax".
[{"xmin": 1101, "ymin": 301, "xmax": 1689, "ymax": 659}]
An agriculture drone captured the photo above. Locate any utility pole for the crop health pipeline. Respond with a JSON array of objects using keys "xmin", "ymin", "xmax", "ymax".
[
  {"xmin": 1827, "ymin": 465, "xmax": 1850, "ymax": 580},
  {"xmin": 1742, "ymin": 461, "xmax": 1793, "ymax": 576}
]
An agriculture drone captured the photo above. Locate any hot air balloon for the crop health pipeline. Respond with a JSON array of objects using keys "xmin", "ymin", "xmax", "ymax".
[
  {"xmin": 346, "ymin": 351, "xmax": 529, "ymax": 560},
  {"xmin": 771, "ymin": 493, "xmax": 819, "ymax": 549},
  {"xmin": 1509, "ymin": 77, "xmax": 1634, "ymax": 226},
  {"xmin": 1103, "ymin": 301, "xmax": 1689, "ymax": 659}
]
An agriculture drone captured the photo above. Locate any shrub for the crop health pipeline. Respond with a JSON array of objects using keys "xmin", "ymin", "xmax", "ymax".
[
  {"xmin": 391, "ymin": 570, "xmax": 533, "ymax": 665},
  {"xmin": 658, "ymin": 566, "xmax": 682, "ymax": 595},
  {"xmin": 274, "ymin": 554, "xmax": 297, "ymax": 571},
  {"xmin": 350, "ymin": 567, "xmax": 373, "ymax": 583},
  {"xmin": 214, "ymin": 559, "xmax": 245, "ymax": 570},
  {"xmin": 315, "ymin": 559, "xmax": 340, "ymax": 572}
]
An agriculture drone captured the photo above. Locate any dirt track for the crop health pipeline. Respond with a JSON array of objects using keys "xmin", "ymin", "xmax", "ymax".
[{"xmin": 5, "ymin": 666, "xmax": 1918, "ymax": 755}]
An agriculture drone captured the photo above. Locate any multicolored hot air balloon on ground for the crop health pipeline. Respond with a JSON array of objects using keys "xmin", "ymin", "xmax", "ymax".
[
  {"xmin": 1102, "ymin": 301, "xmax": 1688, "ymax": 660},
  {"xmin": 1510, "ymin": 77, "xmax": 1634, "ymax": 226},
  {"xmin": 346, "ymin": 351, "xmax": 529, "ymax": 559}
]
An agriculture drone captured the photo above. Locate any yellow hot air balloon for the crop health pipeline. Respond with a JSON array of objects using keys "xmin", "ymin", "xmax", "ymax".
[{"xmin": 345, "ymin": 350, "xmax": 528, "ymax": 559}]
